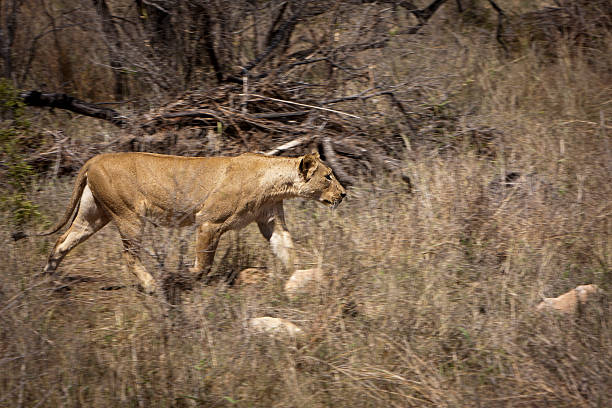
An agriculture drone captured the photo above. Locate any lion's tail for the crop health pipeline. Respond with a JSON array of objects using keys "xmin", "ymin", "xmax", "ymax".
[{"xmin": 12, "ymin": 162, "xmax": 90, "ymax": 241}]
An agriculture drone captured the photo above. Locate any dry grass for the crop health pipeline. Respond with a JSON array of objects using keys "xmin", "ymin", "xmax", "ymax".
[
  {"xmin": 2, "ymin": 12, "xmax": 612, "ymax": 408},
  {"xmin": 2, "ymin": 151, "xmax": 609, "ymax": 406}
]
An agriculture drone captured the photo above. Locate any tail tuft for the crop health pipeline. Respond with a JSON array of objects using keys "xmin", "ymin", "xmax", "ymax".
[{"xmin": 12, "ymin": 231, "xmax": 28, "ymax": 241}]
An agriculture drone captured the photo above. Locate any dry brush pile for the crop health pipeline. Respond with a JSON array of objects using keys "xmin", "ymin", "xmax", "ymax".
[{"xmin": 10, "ymin": 0, "xmax": 520, "ymax": 185}]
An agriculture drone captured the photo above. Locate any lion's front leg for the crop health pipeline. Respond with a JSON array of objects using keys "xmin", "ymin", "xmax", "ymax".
[
  {"xmin": 190, "ymin": 222, "xmax": 222, "ymax": 283},
  {"xmin": 257, "ymin": 203, "xmax": 296, "ymax": 272}
]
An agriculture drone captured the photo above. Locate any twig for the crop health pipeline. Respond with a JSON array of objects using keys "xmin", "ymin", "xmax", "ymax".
[
  {"xmin": 252, "ymin": 111, "xmax": 310, "ymax": 120},
  {"xmin": 217, "ymin": 105, "xmax": 251, "ymax": 150},
  {"xmin": 266, "ymin": 135, "xmax": 313, "ymax": 155},
  {"xmin": 243, "ymin": 11, "xmax": 300, "ymax": 73},
  {"xmin": 160, "ymin": 109, "xmax": 224, "ymax": 121},
  {"xmin": 51, "ymin": 132, "xmax": 63, "ymax": 179},
  {"xmin": 321, "ymin": 87, "xmax": 376, "ymax": 104},
  {"xmin": 487, "ymin": 0, "xmax": 509, "ymax": 53},
  {"xmin": 241, "ymin": 71, "xmax": 248, "ymax": 114},
  {"xmin": 242, "ymin": 93, "xmax": 362, "ymax": 119}
]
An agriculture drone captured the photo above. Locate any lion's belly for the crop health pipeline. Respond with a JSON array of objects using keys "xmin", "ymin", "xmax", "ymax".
[
  {"xmin": 144, "ymin": 204, "xmax": 197, "ymax": 227},
  {"xmin": 194, "ymin": 199, "xmax": 273, "ymax": 232},
  {"xmin": 220, "ymin": 202, "xmax": 275, "ymax": 231}
]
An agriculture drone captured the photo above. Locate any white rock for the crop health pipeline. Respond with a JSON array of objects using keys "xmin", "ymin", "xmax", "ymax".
[
  {"xmin": 362, "ymin": 300, "xmax": 386, "ymax": 320},
  {"xmin": 234, "ymin": 267, "xmax": 268, "ymax": 286},
  {"xmin": 248, "ymin": 317, "xmax": 303, "ymax": 339},
  {"xmin": 284, "ymin": 268, "xmax": 326, "ymax": 297}
]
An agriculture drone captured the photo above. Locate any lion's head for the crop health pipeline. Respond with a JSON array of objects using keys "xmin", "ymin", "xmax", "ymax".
[{"xmin": 298, "ymin": 152, "xmax": 346, "ymax": 208}]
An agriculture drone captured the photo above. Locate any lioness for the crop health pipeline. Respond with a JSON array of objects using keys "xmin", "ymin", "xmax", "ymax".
[{"xmin": 15, "ymin": 152, "xmax": 346, "ymax": 293}]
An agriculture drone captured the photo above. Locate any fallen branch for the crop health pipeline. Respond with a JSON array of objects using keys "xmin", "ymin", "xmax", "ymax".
[
  {"xmin": 487, "ymin": 0, "xmax": 509, "ymax": 53},
  {"xmin": 140, "ymin": 109, "xmax": 223, "ymax": 133},
  {"xmin": 243, "ymin": 94, "xmax": 362, "ymax": 119},
  {"xmin": 159, "ymin": 109, "xmax": 224, "ymax": 121},
  {"xmin": 322, "ymin": 137, "xmax": 357, "ymax": 186},
  {"xmin": 410, "ymin": 0, "xmax": 449, "ymax": 23},
  {"xmin": 266, "ymin": 135, "xmax": 313, "ymax": 155},
  {"xmin": 252, "ymin": 110, "xmax": 311, "ymax": 120},
  {"xmin": 243, "ymin": 9, "xmax": 300, "ymax": 73},
  {"xmin": 21, "ymin": 90, "xmax": 128, "ymax": 127}
]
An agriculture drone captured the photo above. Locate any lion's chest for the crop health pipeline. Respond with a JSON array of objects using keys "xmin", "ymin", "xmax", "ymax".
[{"xmin": 197, "ymin": 192, "xmax": 278, "ymax": 231}]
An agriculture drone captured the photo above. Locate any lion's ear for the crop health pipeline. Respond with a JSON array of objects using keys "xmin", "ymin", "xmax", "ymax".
[{"xmin": 299, "ymin": 153, "xmax": 319, "ymax": 181}]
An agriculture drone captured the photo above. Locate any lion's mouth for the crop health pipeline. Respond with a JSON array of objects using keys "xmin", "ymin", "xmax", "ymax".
[{"xmin": 322, "ymin": 198, "xmax": 341, "ymax": 209}]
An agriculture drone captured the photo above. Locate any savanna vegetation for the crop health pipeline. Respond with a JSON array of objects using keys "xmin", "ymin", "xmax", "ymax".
[{"xmin": 1, "ymin": 0, "xmax": 610, "ymax": 406}]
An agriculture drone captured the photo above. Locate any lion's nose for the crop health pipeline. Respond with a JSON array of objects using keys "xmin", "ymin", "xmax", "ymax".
[{"xmin": 340, "ymin": 192, "xmax": 346, "ymax": 198}]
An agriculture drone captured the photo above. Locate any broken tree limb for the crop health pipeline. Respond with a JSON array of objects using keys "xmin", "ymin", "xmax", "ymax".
[
  {"xmin": 322, "ymin": 137, "xmax": 357, "ymax": 186},
  {"xmin": 140, "ymin": 109, "xmax": 224, "ymax": 133},
  {"xmin": 159, "ymin": 109, "xmax": 224, "ymax": 121},
  {"xmin": 243, "ymin": 11, "xmax": 300, "ymax": 73},
  {"xmin": 394, "ymin": 0, "xmax": 451, "ymax": 34},
  {"xmin": 243, "ymin": 94, "xmax": 362, "ymax": 119},
  {"xmin": 411, "ymin": 0, "xmax": 450, "ymax": 23},
  {"xmin": 215, "ymin": 103, "xmax": 251, "ymax": 149},
  {"xmin": 266, "ymin": 135, "xmax": 313, "ymax": 156},
  {"xmin": 21, "ymin": 90, "xmax": 128, "ymax": 127},
  {"xmin": 252, "ymin": 111, "xmax": 311, "ymax": 120},
  {"xmin": 487, "ymin": 0, "xmax": 509, "ymax": 53},
  {"xmin": 265, "ymin": 1, "xmax": 289, "ymax": 48},
  {"xmin": 200, "ymin": 6, "xmax": 223, "ymax": 84}
]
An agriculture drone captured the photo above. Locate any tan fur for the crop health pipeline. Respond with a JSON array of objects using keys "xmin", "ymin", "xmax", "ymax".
[
  {"xmin": 536, "ymin": 284, "xmax": 601, "ymax": 314},
  {"xmin": 25, "ymin": 152, "xmax": 346, "ymax": 293}
]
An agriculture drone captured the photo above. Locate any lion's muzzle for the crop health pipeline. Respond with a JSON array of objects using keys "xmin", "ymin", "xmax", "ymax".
[{"xmin": 321, "ymin": 191, "xmax": 346, "ymax": 209}]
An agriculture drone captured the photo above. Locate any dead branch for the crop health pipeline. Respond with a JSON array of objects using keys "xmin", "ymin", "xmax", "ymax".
[
  {"xmin": 266, "ymin": 135, "xmax": 314, "ymax": 156},
  {"xmin": 252, "ymin": 111, "xmax": 311, "ymax": 120},
  {"xmin": 244, "ymin": 94, "xmax": 362, "ymax": 119},
  {"xmin": 21, "ymin": 90, "xmax": 128, "ymax": 127},
  {"xmin": 487, "ymin": 0, "xmax": 508, "ymax": 53},
  {"xmin": 16, "ymin": 0, "xmax": 517, "ymax": 183},
  {"xmin": 200, "ymin": 6, "xmax": 223, "ymax": 84},
  {"xmin": 409, "ymin": 0, "xmax": 450, "ymax": 23},
  {"xmin": 322, "ymin": 137, "xmax": 357, "ymax": 186},
  {"xmin": 159, "ymin": 109, "xmax": 224, "ymax": 121},
  {"xmin": 265, "ymin": 1, "xmax": 289, "ymax": 47},
  {"xmin": 243, "ymin": 10, "xmax": 300, "ymax": 73}
]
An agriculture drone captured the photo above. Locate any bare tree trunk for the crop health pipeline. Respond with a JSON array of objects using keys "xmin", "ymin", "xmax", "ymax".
[
  {"xmin": 0, "ymin": 0, "xmax": 23, "ymax": 81},
  {"xmin": 92, "ymin": 0, "xmax": 128, "ymax": 98},
  {"xmin": 135, "ymin": 0, "xmax": 176, "ymax": 56},
  {"xmin": 41, "ymin": 1, "xmax": 75, "ymax": 93},
  {"xmin": 200, "ymin": 4, "xmax": 223, "ymax": 83}
]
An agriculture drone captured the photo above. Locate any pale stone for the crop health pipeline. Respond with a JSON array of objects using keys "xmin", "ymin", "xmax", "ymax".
[
  {"xmin": 362, "ymin": 300, "xmax": 386, "ymax": 319},
  {"xmin": 248, "ymin": 317, "xmax": 303, "ymax": 339},
  {"xmin": 234, "ymin": 267, "xmax": 268, "ymax": 286},
  {"xmin": 284, "ymin": 268, "xmax": 326, "ymax": 297},
  {"xmin": 536, "ymin": 284, "xmax": 601, "ymax": 314}
]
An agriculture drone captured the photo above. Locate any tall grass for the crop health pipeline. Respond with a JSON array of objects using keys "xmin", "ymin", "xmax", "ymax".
[{"xmin": 2, "ymin": 22, "xmax": 611, "ymax": 408}]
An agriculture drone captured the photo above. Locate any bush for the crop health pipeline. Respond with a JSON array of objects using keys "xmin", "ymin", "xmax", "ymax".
[{"xmin": 0, "ymin": 79, "xmax": 41, "ymax": 226}]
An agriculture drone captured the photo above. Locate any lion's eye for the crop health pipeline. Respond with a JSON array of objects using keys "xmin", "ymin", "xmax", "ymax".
[{"xmin": 325, "ymin": 174, "xmax": 332, "ymax": 181}]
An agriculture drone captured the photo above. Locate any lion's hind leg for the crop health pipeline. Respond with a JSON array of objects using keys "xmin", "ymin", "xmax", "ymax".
[
  {"xmin": 113, "ymin": 218, "xmax": 158, "ymax": 295},
  {"xmin": 43, "ymin": 184, "xmax": 110, "ymax": 276}
]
